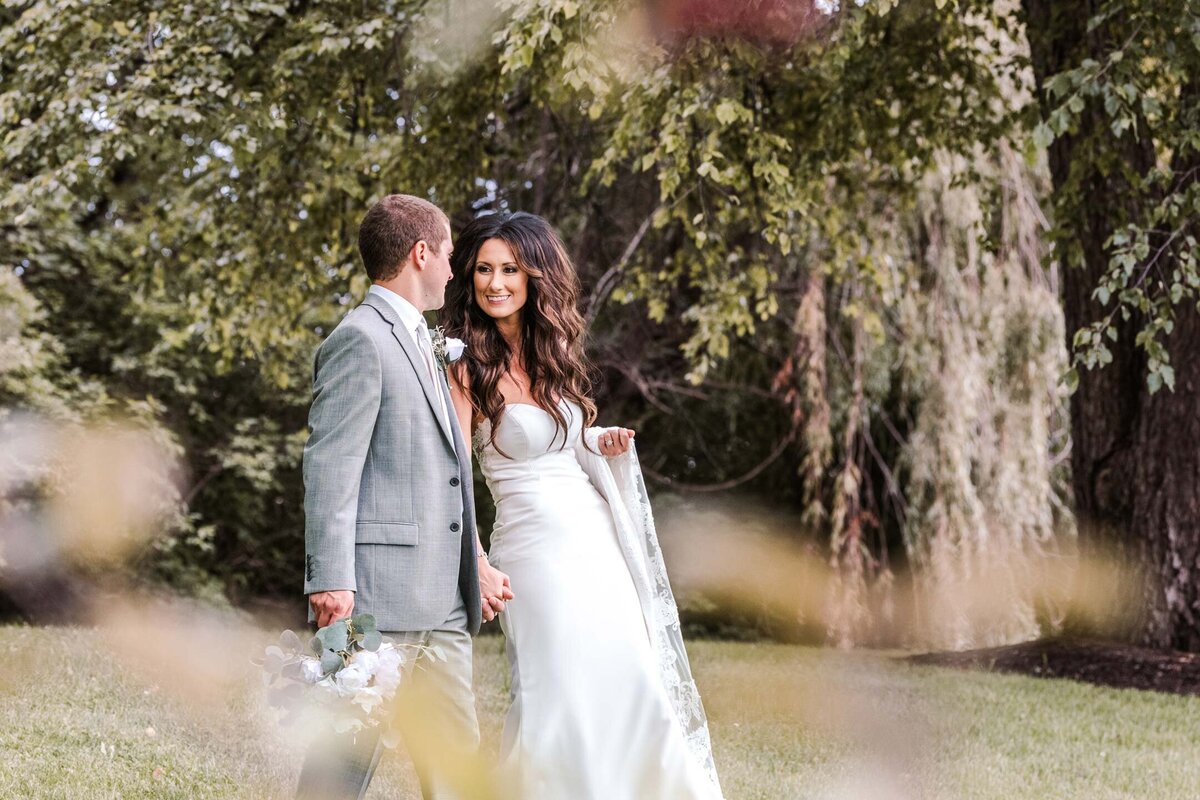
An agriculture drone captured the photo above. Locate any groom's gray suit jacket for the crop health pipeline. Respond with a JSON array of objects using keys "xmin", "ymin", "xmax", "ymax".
[{"xmin": 303, "ymin": 293, "xmax": 481, "ymax": 636}]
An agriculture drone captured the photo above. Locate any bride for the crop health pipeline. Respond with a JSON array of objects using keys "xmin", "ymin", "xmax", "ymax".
[{"xmin": 440, "ymin": 212, "xmax": 723, "ymax": 800}]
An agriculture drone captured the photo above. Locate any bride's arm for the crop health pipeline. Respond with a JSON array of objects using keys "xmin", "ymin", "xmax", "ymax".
[{"xmin": 447, "ymin": 361, "xmax": 513, "ymax": 620}]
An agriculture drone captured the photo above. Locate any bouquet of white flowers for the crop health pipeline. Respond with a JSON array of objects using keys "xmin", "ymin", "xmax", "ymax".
[{"xmin": 259, "ymin": 614, "xmax": 438, "ymax": 743}]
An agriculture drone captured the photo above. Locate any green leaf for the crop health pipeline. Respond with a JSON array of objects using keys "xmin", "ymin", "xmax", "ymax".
[
  {"xmin": 714, "ymin": 100, "xmax": 741, "ymax": 126},
  {"xmin": 317, "ymin": 620, "xmax": 349, "ymax": 652},
  {"xmin": 320, "ymin": 649, "xmax": 344, "ymax": 675},
  {"xmin": 280, "ymin": 662, "xmax": 306, "ymax": 682},
  {"xmin": 1033, "ymin": 122, "xmax": 1055, "ymax": 150},
  {"xmin": 1045, "ymin": 73, "xmax": 1072, "ymax": 99},
  {"xmin": 263, "ymin": 646, "xmax": 285, "ymax": 674},
  {"xmin": 279, "ymin": 630, "xmax": 302, "ymax": 653}
]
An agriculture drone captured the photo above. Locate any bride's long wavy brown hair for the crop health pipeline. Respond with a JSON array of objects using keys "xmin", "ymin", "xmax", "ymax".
[{"xmin": 440, "ymin": 212, "xmax": 598, "ymax": 455}]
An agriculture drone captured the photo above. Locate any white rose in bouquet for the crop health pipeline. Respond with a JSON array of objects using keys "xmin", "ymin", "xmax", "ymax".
[
  {"xmin": 335, "ymin": 661, "xmax": 371, "ymax": 695},
  {"xmin": 352, "ymin": 685, "xmax": 386, "ymax": 714},
  {"xmin": 354, "ymin": 649, "xmax": 380, "ymax": 675},
  {"xmin": 301, "ymin": 659, "xmax": 325, "ymax": 684},
  {"xmin": 374, "ymin": 648, "xmax": 405, "ymax": 693}
]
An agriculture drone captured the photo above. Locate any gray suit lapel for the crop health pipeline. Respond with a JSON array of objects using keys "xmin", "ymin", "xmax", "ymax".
[
  {"xmin": 360, "ymin": 295, "xmax": 457, "ymax": 451},
  {"xmin": 437, "ymin": 369, "xmax": 467, "ymax": 458}
]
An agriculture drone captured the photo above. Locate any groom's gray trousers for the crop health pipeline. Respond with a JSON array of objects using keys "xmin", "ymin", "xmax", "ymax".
[{"xmin": 295, "ymin": 592, "xmax": 479, "ymax": 800}]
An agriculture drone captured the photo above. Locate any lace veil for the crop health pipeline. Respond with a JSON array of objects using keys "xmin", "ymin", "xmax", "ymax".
[{"xmin": 575, "ymin": 427, "xmax": 723, "ymax": 795}]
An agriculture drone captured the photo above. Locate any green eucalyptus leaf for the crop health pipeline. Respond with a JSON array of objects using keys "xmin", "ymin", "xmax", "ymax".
[
  {"xmin": 263, "ymin": 646, "xmax": 285, "ymax": 674},
  {"xmin": 279, "ymin": 630, "xmax": 303, "ymax": 653},
  {"xmin": 320, "ymin": 649, "xmax": 345, "ymax": 676},
  {"xmin": 317, "ymin": 621, "xmax": 349, "ymax": 652},
  {"xmin": 280, "ymin": 661, "xmax": 306, "ymax": 682}
]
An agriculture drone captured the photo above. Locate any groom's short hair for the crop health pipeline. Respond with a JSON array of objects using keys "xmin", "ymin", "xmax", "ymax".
[{"xmin": 358, "ymin": 194, "xmax": 450, "ymax": 281}]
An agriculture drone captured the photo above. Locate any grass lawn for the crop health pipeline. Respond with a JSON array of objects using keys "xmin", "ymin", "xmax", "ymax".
[{"xmin": 0, "ymin": 623, "xmax": 1196, "ymax": 799}]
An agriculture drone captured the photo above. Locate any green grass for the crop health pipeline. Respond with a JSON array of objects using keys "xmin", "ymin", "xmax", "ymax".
[{"xmin": 1, "ymin": 624, "xmax": 1196, "ymax": 799}]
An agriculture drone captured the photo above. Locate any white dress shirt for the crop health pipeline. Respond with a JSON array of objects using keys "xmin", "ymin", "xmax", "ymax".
[
  {"xmin": 367, "ymin": 285, "xmax": 451, "ymax": 431},
  {"xmin": 368, "ymin": 284, "xmax": 428, "ymax": 352}
]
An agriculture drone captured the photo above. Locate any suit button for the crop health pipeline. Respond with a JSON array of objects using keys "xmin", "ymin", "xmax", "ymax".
[
  {"xmin": 450, "ymin": 476, "xmax": 460, "ymax": 487},
  {"xmin": 450, "ymin": 522, "xmax": 460, "ymax": 532}
]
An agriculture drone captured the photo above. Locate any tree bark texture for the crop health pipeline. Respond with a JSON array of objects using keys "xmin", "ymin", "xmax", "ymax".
[{"xmin": 1022, "ymin": 0, "xmax": 1200, "ymax": 650}]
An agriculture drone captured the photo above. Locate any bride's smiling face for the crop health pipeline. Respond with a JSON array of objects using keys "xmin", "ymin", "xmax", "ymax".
[{"xmin": 473, "ymin": 238, "xmax": 529, "ymax": 322}]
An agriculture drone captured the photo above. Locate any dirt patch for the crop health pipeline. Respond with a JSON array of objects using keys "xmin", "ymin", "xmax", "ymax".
[{"xmin": 907, "ymin": 638, "xmax": 1200, "ymax": 696}]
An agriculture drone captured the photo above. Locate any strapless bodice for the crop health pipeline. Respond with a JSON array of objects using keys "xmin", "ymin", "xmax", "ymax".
[
  {"xmin": 475, "ymin": 400, "xmax": 603, "ymax": 546},
  {"xmin": 476, "ymin": 399, "xmax": 580, "ymax": 462},
  {"xmin": 475, "ymin": 399, "xmax": 589, "ymax": 482}
]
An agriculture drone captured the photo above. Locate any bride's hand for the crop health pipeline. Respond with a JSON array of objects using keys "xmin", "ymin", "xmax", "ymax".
[
  {"xmin": 598, "ymin": 427, "xmax": 636, "ymax": 457},
  {"xmin": 478, "ymin": 558, "xmax": 514, "ymax": 623}
]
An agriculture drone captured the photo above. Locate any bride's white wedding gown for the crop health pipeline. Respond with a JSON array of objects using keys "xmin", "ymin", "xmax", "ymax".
[{"xmin": 477, "ymin": 400, "xmax": 722, "ymax": 800}]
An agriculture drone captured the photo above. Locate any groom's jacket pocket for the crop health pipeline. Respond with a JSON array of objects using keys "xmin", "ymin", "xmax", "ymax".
[{"xmin": 355, "ymin": 521, "xmax": 419, "ymax": 546}]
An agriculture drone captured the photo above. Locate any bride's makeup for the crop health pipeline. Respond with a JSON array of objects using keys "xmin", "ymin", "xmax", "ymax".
[{"xmin": 473, "ymin": 238, "xmax": 529, "ymax": 319}]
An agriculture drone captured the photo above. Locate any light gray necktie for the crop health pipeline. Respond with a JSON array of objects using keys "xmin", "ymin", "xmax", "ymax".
[{"xmin": 416, "ymin": 318, "xmax": 451, "ymax": 429}]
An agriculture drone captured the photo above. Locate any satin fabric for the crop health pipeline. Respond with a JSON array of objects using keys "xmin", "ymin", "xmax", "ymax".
[{"xmin": 478, "ymin": 401, "xmax": 720, "ymax": 800}]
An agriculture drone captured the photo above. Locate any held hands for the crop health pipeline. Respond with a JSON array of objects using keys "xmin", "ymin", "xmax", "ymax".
[
  {"xmin": 598, "ymin": 427, "xmax": 636, "ymax": 457},
  {"xmin": 479, "ymin": 557, "xmax": 514, "ymax": 623},
  {"xmin": 309, "ymin": 589, "xmax": 355, "ymax": 628}
]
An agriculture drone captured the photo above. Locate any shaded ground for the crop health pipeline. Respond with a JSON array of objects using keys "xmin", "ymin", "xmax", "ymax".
[{"xmin": 909, "ymin": 638, "xmax": 1200, "ymax": 696}]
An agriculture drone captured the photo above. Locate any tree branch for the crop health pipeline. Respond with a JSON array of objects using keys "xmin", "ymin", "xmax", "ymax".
[
  {"xmin": 641, "ymin": 425, "xmax": 797, "ymax": 493},
  {"xmin": 584, "ymin": 209, "xmax": 655, "ymax": 326}
]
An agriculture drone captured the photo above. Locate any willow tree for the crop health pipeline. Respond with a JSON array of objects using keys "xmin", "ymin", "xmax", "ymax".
[{"xmin": 498, "ymin": 0, "xmax": 1069, "ymax": 646}]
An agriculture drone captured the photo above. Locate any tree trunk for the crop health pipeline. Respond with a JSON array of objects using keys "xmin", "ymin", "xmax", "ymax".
[
  {"xmin": 1133, "ymin": 308, "xmax": 1200, "ymax": 650},
  {"xmin": 1022, "ymin": 0, "xmax": 1200, "ymax": 650}
]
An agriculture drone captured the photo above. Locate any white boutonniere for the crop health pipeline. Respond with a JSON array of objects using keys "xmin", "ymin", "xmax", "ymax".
[{"xmin": 430, "ymin": 327, "xmax": 466, "ymax": 371}]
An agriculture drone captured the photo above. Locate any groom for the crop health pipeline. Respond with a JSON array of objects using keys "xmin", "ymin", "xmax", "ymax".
[{"xmin": 298, "ymin": 194, "xmax": 512, "ymax": 800}]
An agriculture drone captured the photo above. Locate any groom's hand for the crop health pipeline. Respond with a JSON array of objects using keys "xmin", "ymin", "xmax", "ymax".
[{"xmin": 309, "ymin": 590, "xmax": 355, "ymax": 628}]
